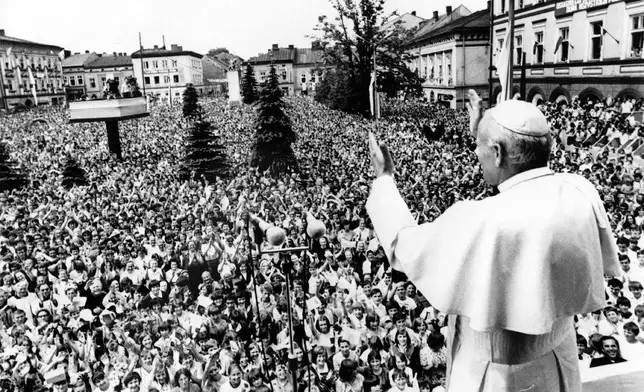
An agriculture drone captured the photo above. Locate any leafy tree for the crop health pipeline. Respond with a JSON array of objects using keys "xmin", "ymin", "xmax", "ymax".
[
  {"xmin": 207, "ymin": 47, "xmax": 231, "ymax": 58},
  {"xmin": 182, "ymin": 84, "xmax": 200, "ymax": 119},
  {"xmin": 61, "ymin": 155, "xmax": 88, "ymax": 189},
  {"xmin": 250, "ymin": 65, "xmax": 299, "ymax": 175},
  {"xmin": 241, "ymin": 63, "xmax": 258, "ymax": 104},
  {"xmin": 181, "ymin": 118, "xmax": 230, "ymax": 182},
  {"xmin": 312, "ymin": 0, "xmax": 422, "ymax": 116},
  {"xmin": 0, "ymin": 141, "xmax": 28, "ymax": 192}
]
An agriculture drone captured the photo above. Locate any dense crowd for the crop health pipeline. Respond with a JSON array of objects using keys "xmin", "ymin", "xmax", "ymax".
[{"xmin": 0, "ymin": 93, "xmax": 643, "ymax": 392}]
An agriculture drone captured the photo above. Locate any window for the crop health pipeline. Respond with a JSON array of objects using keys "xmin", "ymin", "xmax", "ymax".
[
  {"xmin": 559, "ymin": 27, "xmax": 570, "ymax": 62},
  {"xmin": 515, "ymin": 35, "xmax": 523, "ymax": 65},
  {"xmin": 631, "ymin": 15, "xmax": 644, "ymax": 58},
  {"xmin": 519, "ymin": 0, "xmax": 524, "ymax": 8},
  {"xmin": 69, "ymin": 76, "xmax": 76, "ymax": 86},
  {"xmin": 145, "ymin": 61, "xmax": 149, "ymax": 69},
  {"xmin": 311, "ymin": 72, "xmax": 316, "ymax": 83},
  {"xmin": 534, "ymin": 31, "xmax": 544, "ymax": 64},
  {"xmin": 164, "ymin": 75, "xmax": 170, "ymax": 83},
  {"xmin": 501, "ymin": 0, "xmax": 506, "ymax": 14},
  {"xmin": 259, "ymin": 71, "xmax": 266, "ymax": 81},
  {"xmin": 172, "ymin": 60, "xmax": 177, "ymax": 68},
  {"xmin": 591, "ymin": 21, "xmax": 603, "ymax": 60},
  {"xmin": 173, "ymin": 75, "xmax": 179, "ymax": 83},
  {"xmin": 101, "ymin": 77, "xmax": 106, "ymax": 86},
  {"xmin": 162, "ymin": 60, "xmax": 168, "ymax": 68},
  {"xmin": 90, "ymin": 78, "xmax": 96, "ymax": 88},
  {"xmin": 281, "ymin": 70, "xmax": 287, "ymax": 81},
  {"xmin": 77, "ymin": 75, "xmax": 83, "ymax": 85},
  {"xmin": 153, "ymin": 60, "xmax": 159, "ymax": 68},
  {"xmin": 301, "ymin": 73, "xmax": 306, "ymax": 83},
  {"xmin": 154, "ymin": 76, "xmax": 160, "ymax": 84},
  {"xmin": 144, "ymin": 76, "xmax": 150, "ymax": 85},
  {"xmin": 6, "ymin": 81, "xmax": 12, "ymax": 91},
  {"xmin": 446, "ymin": 56, "xmax": 452, "ymax": 86}
]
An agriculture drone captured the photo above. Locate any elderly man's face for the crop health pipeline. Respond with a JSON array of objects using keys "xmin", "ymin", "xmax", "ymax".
[{"xmin": 475, "ymin": 116, "xmax": 501, "ymax": 186}]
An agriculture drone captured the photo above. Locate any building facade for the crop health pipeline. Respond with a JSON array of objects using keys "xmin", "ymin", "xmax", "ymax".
[
  {"xmin": 62, "ymin": 52, "xmax": 98, "ymax": 101},
  {"xmin": 202, "ymin": 56, "xmax": 229, "ymax": 95},
  {"xmin": 405, "ymin": 5, "xmax": 492, "ymax": 109},
  {"xmin": 84, "ymin": 53, "xmax": 134, "ymax": 99},
  {"xmin": 0, "ymin": 29, "xmax": 65, "ymax": 109},
  {"xmin": 246, "ymin": 44, "xmax": 325, "ymax": 96},
  {"xmin": 131, "ymin": 44, "xmax": 204, "ymax": 103},
  {"xmin": 492, "ymin": 0, "xmax": 644, "ymax": 105}
]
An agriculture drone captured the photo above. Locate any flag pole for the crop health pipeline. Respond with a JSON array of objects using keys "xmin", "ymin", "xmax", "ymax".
[
  {"xmin": 504, "ymin": 0, "xmax": 515, "ymax": 101},
  {"xmin": 139, "ymin": 32, "xmax": 147, "ymax": 97}
]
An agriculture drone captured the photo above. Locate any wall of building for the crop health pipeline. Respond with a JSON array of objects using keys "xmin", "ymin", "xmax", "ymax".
[
  {"xmin": 132, "ymin": 54, "xmax": 203, "ymax": 102},
  {"xmin": 1, "ymin": 44, "xmax": 64, "ymax": 108},
  {"xmin": 492, "ymin": 0, "xmax": 644, "ymax": 104}
]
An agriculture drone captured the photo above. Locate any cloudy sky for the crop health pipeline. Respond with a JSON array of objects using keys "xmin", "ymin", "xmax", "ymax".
[{"xmin": 0, "ymin": 0, "xmax": 486, "ymax": 59}]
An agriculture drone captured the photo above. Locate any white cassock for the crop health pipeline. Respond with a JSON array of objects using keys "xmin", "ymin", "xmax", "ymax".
[{"xmin": 367, "ymin": 167, "xmax": 620, "ymax": 392}]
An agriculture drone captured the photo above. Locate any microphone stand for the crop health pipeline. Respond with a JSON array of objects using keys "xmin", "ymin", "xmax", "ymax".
[{"xmin": 243, "ymin": 213, "xmax": 274, "ymax": 392}]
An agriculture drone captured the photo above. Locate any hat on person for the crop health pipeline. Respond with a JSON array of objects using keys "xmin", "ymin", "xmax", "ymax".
[{"xmin": 487, "ymin": 100, "xmax": 550, "ymax": 137}]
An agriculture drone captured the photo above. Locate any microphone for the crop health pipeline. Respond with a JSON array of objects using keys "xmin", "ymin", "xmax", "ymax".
[
  {"xmin": 250, "ymin": 214, "xmax": 286, "ymax": 246},
  {"xmin": 305, "ymin": 212, "xmax": 327, "ymax": 240}
]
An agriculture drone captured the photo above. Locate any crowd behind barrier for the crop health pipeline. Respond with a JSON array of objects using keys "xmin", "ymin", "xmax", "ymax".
[{"xmin": 0, "ymin": 94, "xmax": 643, "ymax": 392}]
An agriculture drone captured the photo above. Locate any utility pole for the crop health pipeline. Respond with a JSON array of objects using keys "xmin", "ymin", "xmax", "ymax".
[{"xmin": 139, "ymin": 33, "xmax": 147, "ymax": 97}]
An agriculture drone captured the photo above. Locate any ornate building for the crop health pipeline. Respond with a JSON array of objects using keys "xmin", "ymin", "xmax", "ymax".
[
  {"xmin": 405, "ymin": 5, "xmax": 492, "ymax": 109},
  {"xmin": 492, "ymin": 0, "xmax": 644, "ymax": 105},
  {"xmin": 131, "ymin": 44, "xmax": 204, "ymax": 104},
  {"xmin": 0, "ymin": 29, "xmax": 65, "ymax": 109}
]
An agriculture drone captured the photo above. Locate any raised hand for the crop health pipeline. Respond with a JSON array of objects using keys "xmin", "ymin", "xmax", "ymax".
[
  {"xmin": 465, "ymin": 89, "xmax": 484, "ymax": 138},
  {"xmin": 368, "ymin": 132, "xmax": 394, "ymax": 178}
]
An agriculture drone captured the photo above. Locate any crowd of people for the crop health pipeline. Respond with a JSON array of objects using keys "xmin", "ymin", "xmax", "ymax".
[{"xmin": 0, "ymin": 92, "xmax": 643, "ymax": 392}]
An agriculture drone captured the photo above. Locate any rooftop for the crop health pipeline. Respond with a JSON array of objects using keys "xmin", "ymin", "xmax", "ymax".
[
  {"xmin": 407, "ymin": 5, "xmax": 489, "ymax": 45},
  {"xmin": 247, "ymin": 44, "xmax": 324, "ymax": 65},
  {"xmin": 62, "ymin": 52, "xmax": 99, "ymax": 68},
  {"xmin": 130, "ymin": 44, "xmax": 203, "ymax": 59},
  {"xmin": 85, "ymin": 55, "xmax": 133, "ymax": 69},
  {"xmin": 0, "ymin": 29, "xmax": 63, "ymax": 50}
]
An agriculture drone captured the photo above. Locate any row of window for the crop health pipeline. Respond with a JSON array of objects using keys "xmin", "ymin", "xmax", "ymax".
[
  {"xmin": 144, "ymin": 60, "xmax": 178, "ymax": 69},
  {"xmin": 498, "ymin": 16, "xmax": 644, "ymax": 64},
  {"xmin": 499, "ymin": 0, "xmax": 545, "ymax": 14},
  {"xmin": 416, "ymin": 54, "xmax": 452, "ymax": 86},
  {"xmin": 1, "ymin": 56, "xmax": 58, "ymax": 70},
  {"xmin": 3, "ymin": 79, "xmax": 62, "ymax": 91},
  {"xmin": 255, "ymin": 70, "xmax": 318, "ymax": 84},
  {"xmin": 144, "ymin": 75, "xmax": 180, "ymax": 85}
]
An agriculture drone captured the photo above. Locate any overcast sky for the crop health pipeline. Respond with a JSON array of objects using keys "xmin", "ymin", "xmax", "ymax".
[{"xmin": 0, "ymin": 0, "xmax": 486, "ymax": 59}]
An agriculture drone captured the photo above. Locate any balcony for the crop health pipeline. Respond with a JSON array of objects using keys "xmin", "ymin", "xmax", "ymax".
[{"xmin": 69, "ymin": 97, "xmax": 149, "ymax": 123}]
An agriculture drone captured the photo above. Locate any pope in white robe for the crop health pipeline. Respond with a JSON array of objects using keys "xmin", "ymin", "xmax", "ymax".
[{"xmin": 366, "ymin": 91, "xmax": 620, "ymax": 392}]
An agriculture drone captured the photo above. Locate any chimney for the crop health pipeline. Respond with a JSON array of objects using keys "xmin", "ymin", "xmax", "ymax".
[
  {"xmin": 446, "ymin": 6, "xmax": 452, "ymax": 15},
  {"xmin": 0, "ymin": 29, "xmax": 5, "ymax": 36},
  {"xmin": 288, "ymin": 44, "xmax": 294, "ymax": 49},
  {"xmin": 113, "ymin": 52, "xmax": 117, "ymax": 56},
  {"xmin": 74, "ymin": 52, "xmax": 80, "ymax": 55},
  {"xmin": 153, "ymin": 45, "xmax": 158, "ymax": 49},
  {"xmin": 433, "ymin": 11, "xmax": 439, "ymax": 20},
  {"xmin": 177, "ymin": 46, "xmax": 183, "ymax": 51},
  {"xmin": 85, "ymin": 50, "xmax": 89, "ymax": 54},
  {"xmin": 487, "ymin": 1, "xmax": 491, "ymax": 10},
  {"xmin": 272, "ymin": 44, "xmax": 279, "ymax": 50},
  {"xmin": 411, "ymin": 11, "xmax": 416, "ymax": 16},
  {"xmin": 171, "ymin": 44, "xmax": 178, "ymax": 51}
]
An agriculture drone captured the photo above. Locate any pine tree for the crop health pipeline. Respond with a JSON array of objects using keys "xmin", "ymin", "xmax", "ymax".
[
  {"xmin": 0, "ymin": 142, "xmax": 28, "ymax": 192},
  {"xmin": 182, "ymin": 84, "xmax": 200, "ymax": 119},
  {"xmin": 250, "ymin": 65, "xmax": 299, "ymax": 175},
  {"xmin": 241, "ymin": 63, "xmax": 258, "ymax": 104},
  {"xmin": 181, "ymin": 118, "xmax": 230, "ymax": 182},
  {"xmin": 61, "ymin": 156, "xmax": 88, "ymax": 189}
]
